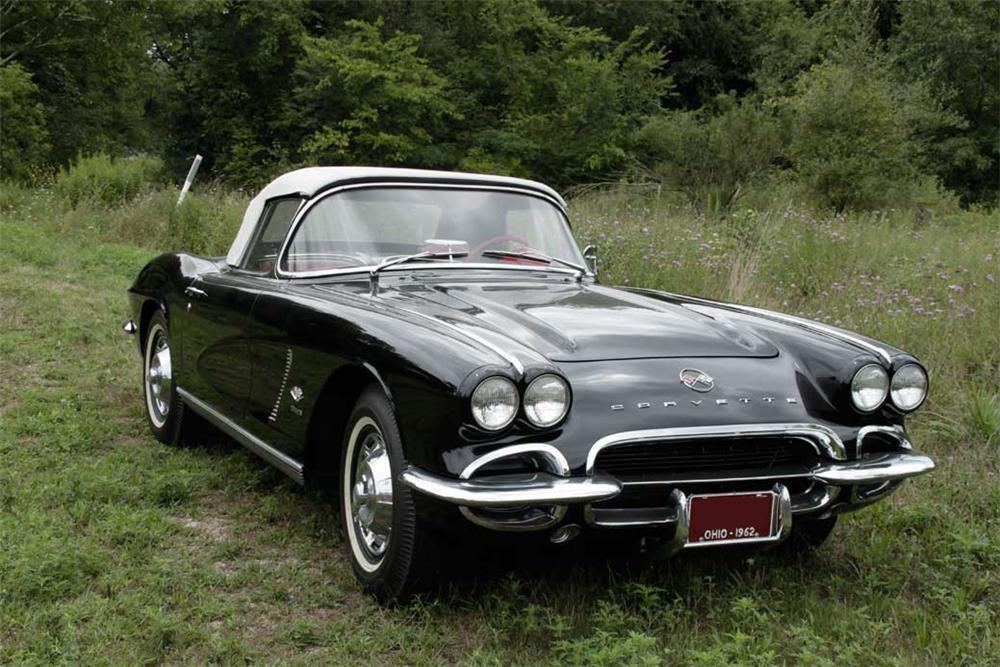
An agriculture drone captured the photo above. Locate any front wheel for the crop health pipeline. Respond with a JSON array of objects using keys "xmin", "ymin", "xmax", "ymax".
[
  {"xmin": 142, "ymin": 310, "xmax": 206, "ymax": 445},
  {"xmin": 340, "ymin": 385, "xmax": 437, "ymax": 603}
]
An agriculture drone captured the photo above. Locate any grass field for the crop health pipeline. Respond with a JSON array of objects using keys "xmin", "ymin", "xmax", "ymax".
[{"xmin": 1, "ymin": 184, "xmax": 998, "ymax": 665}]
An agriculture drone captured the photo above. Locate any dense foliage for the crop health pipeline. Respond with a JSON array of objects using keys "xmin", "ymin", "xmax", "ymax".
[{"xmin": 1, "ymin": 0, "xmax": 997, "ymax": 209}]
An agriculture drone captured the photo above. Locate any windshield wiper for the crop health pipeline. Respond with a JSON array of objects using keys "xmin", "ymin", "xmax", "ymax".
[
  {"xmin": 370, "ymin": 249, "xmax": 469, "ymax": 294},
  {"xmin": 481, "ymin": 250, "xmax": 587, "ymax": 281}
]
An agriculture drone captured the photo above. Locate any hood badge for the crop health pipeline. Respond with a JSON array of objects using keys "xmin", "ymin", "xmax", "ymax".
[{"xmin": 680, "ymin": 368, "xmax": 715, "ymax": 393}]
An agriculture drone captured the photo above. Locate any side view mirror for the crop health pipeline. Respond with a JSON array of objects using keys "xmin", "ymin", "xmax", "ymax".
[{"xmin": 582, "ymin": 244, "xmax": 598, "ymax": 276}]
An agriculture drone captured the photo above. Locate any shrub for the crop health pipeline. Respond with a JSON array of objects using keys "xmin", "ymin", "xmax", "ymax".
[
  {"xmin": 787, "ymin": 57, "xmax": 920, "ymax": 212},
  {"xmin": 634, "ymin": 96, "xmax": 781, "ymax": 211},
  {"xmin": 53, "ymin": 153, "xmax": 163, "ymax": 209}
]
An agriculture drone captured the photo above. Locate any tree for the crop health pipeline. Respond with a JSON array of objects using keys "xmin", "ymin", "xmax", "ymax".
[
  {"xmin": 147, "ymin": 0, "xmax": 308, "ymax": 184},
  {"xmin": 1, "ymin": 0, "xmax": 993, "ymax": 205},
  {"xmin": 543, "ymin": 0, "xmax": 785, "ymax": 109},
  {"xmin": 784, "ymin": 3, "xmax": 966, "ymax": 212},
  {"xmin": 0, "ymin": 0, "xmax": 155, "ymax": 165},
  {"xmin": 498, "ymin": 25, "xmax": 666, "ymax": 183},
  {"xmin": 300, "ymin": 1, "xmax": 665, "ymax": 183},
  {"xmin": 290, "ymin": 19, "xmax": 459, "ymax": 167},
  {"xmin": 0, "ymin": 62, "xmax": 49, "ymax": 179},
  {"xmin": 892, "ymin": 0, "xmax": 1000, "ymax": 204},
  {"xmin": 788, "ymin": 56, "xmax": 922, "ymax": 212},
  {"xmin": 406, "ymin": 0, "xmax": 666, "ymax": 183}
]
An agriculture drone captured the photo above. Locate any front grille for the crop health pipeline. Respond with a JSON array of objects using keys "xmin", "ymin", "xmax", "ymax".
[{"xmin": 593, "ymin": 436, "xmax": 818, "ymax": 481}]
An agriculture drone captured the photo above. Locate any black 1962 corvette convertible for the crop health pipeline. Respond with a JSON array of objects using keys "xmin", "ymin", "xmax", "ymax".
[{"xmin": 124, "ymin": 167, "xmax": 934, "ymax": 602}]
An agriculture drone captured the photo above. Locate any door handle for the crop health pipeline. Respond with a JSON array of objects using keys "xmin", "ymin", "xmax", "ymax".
[{"xmin": 185, "ymin": 286, "xmax": 207, "ymax": 298}]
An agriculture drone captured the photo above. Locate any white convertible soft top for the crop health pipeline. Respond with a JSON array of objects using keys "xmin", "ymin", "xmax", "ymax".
[{"xmin": 225, "ymin": 167, "xmax": 565, "ymax": 267}]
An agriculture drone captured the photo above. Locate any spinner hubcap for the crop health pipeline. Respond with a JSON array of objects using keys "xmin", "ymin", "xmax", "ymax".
[
  {"xmin": 146, "ymin": 330, "xmax": 172, "ymax": 425},
  {"xmin": 350, "ymin": 430, "xmax": 394, "ymax": 563}
]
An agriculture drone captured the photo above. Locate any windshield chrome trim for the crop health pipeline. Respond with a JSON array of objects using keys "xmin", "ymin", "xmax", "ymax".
[
  {"xmin": 282, "ymin": 262, "xmax": 588, "ymax": 281},
  {"xmin": 275, "ymin": 182, "xmax": 580, "ymax": 280}
]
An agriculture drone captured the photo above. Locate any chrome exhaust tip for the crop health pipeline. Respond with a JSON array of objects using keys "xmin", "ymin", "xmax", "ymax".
[{"xmin": 549, "ymin": 523, "xmax": 581, "ymax": 544}]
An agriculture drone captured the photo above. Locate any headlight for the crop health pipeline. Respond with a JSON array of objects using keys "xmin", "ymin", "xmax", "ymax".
[
  {"xmin": 851, "ymin": 363, "xmax": 889, "ymax": 412},
  {"xmin": 891, "ymin": 364, "xmax": 928, "ymax": 411},
  {"xmin": 523, "ymin": 374, "xmax": 570, "ymax": 427},
  {"xmin": 471, "ymin": 376, "xmax": 518, "ymax": 431}
]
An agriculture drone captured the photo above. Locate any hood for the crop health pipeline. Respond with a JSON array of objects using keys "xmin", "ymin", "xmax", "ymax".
[{"xmin": 381, "ymin": 278, "xmax": 779, "ymax": 362}]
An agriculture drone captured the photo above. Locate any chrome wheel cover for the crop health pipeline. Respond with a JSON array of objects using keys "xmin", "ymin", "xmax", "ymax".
[
  {"xmin": 145, "ymin": 324, "xmax": 172, "ymax": 428},
  {"xmin": 344, "ymin": 417, "xmax": 394, "ymax": 571}
]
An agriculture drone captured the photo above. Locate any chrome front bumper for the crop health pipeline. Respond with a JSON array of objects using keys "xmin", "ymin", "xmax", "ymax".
[
  {"xmin": 400, "ymin": 450, "xmax": 934, "ymax": 509},
  {"xmin": 810, "ymin": 451, "xmax": 935, "ymax": 485},
  {"xmin": 399, "ymin": 468, "xmax": 622, "ymax": 506}
]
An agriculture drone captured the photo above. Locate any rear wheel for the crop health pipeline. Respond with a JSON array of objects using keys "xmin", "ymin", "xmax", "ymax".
[
  {"xmin": 142, "ymin": 310, "xmax": 206, "ymax": 445},
  {"xmin": 340, "ymin": 385, "xmax": 437, "ymax": 603}
]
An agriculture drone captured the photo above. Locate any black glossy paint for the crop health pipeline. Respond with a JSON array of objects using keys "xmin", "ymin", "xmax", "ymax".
[
  {"xmin": 127, "ymin": 181, "xmax": 923, "ymax": 530},
  {"xmin": 181, "ymin": 271, "xmax": 256, "ymax": 415}
]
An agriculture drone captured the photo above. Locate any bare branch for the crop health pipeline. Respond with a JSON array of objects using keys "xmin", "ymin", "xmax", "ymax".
[{"xmin": 0, "ymin": 2, "xmax": 90, "ymax": 64}]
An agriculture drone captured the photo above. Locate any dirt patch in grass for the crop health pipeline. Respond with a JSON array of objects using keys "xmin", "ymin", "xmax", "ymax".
[
  {"xmin": 176, "ymin": 515, "xmax": 235, "ymax": 543},
  {"xmin": 0, "ymin": 295, "xmax": 33, "ymax": 331}
]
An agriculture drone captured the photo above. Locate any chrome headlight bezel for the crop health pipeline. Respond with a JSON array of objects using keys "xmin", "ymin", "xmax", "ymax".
[
  {"xmin": 890, "ymin": 363, "xmax": 928, "ymax": 412},
  {"xmin": 523, "ymin": 373, "xmax": 570, "ymax": 428},
  {"xmin": 851, "ymin": 363, "xmax": 889, "ymax": 413},
  {"xmin": 470, "ymin": 376, "xmax": 519, "ymax": 431}
]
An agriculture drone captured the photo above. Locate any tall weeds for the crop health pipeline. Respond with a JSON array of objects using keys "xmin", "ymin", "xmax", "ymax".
[{"xmin": 53, "ymin": 154, "xmax": 164, "ymax": 209}]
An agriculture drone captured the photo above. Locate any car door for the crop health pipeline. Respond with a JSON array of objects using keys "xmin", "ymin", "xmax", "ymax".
[
  {"xmin": 242, "ymin": 285, "xmax": 302, "ymax": 456},
  {"xmin": 229, "ymin": 196, "xmax": 306, "ymax": 426},
  {"xmin": 180, "ymin": 270, "xmax": 257, "ymax": 418},
  {"xmin": 240, "ymin": 193, "xmax": 355, "ymax": 461},
  {"xmin": 180, "ymin": 196, "xmax": 303, "ymax": 421}
]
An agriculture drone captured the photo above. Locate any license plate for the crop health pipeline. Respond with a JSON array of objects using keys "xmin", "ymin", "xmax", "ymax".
[{"xmin": 686, "ymin": 491, "xmax": 776, "ymax": 546}]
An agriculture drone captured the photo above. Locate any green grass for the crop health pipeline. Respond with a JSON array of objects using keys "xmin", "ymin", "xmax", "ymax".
[{"xmin": 1, "ymin": 186, "xmax": 997, "ymax": 665}]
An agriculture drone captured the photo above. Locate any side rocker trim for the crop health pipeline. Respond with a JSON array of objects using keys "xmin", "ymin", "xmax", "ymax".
[{"xmin": 177, "ymin": 387, "xmax": 305, "ymax": 485}]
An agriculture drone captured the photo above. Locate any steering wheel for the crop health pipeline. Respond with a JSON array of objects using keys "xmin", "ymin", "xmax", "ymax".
[{"xmin": 469, "ymin": 235, "xmax": 530, "ymax": 258}]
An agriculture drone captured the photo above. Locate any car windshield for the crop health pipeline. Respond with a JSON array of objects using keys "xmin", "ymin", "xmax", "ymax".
[{"xmin": 281, "ymin": 187, "xmax": 584, "ymax": 275}]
